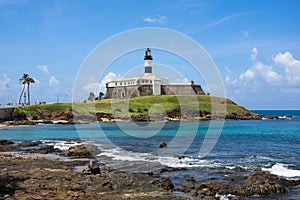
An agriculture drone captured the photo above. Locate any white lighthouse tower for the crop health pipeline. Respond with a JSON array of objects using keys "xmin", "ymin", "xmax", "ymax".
[{"xmin": 144, "ymin": 48, "xmax": 153, "ymax": 77}]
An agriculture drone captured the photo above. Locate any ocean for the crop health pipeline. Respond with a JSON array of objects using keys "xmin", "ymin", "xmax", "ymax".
[{"xmin": 1, "ymin": 110, "xmax": 300, "ymax": 199}]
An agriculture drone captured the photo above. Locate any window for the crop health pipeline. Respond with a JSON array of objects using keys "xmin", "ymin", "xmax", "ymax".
[
  {"xmin": 120, "ymin": 82, "xmax": 122, "ymax": 85},
  {"xmin": 150, "ymin": 80, "xmax": 152, "ymax": 83},
  {"xmin": 115, "ymin": 83, "xmax": 117, "ymax": 86}
]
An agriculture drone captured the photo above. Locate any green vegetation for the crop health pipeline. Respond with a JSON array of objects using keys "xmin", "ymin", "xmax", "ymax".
[{"xmin": 12, "ymin": 95, "xmax": 253, "ymax": 119}]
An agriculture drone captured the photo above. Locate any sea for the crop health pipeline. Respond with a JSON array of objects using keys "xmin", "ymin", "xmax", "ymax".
[{"xmin": 0, "ymin": 110, "xmax": 300, "ymax": 199}]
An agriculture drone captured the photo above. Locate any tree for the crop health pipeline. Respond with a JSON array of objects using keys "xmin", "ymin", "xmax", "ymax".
[
  {"xmin": 19, "ymin": 73, "xmax": 35, "ymax": 105},
  {"xmin": 18, "ymin": 81, "xmax": 26, "ymax": 105},
  {"xmin": 88, "ymin": 92, "xmax": 95, "ymax": 101},
  {"xmin": 99, "ymin": 92, "xmax": 104, "ymax": 100}
]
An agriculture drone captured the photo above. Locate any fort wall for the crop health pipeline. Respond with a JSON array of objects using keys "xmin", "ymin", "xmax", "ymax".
[{"xmin": 161, "ymin": 84, "xmax": 205, "ymax": 95}]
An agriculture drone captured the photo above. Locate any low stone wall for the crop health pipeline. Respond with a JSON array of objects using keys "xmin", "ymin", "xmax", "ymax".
[
  {"xmin": 0, "ymin": 107, "xmax": 15, "ymax": 121},
  {"xmin": 105, "ymin": 85, "xmax": 153, "ymax": 98},
  {"xmin": 161, "ymin": 84, "xmax": 205, "ymax": 95}
]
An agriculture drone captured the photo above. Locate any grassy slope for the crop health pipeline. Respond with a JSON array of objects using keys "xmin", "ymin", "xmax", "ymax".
[{"xmin": 12, "ymin": 95, "xmax": 252, "ymax": 119}]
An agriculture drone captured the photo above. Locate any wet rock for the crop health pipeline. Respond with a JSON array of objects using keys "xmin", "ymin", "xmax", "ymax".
[
  {"xmin": 153, "ymin": 177, "xmax": 174, "ymax": 190},
  {"xmin": 18, "ymin": 141, "xmax": 43, "ymax": 147},
  {"xmin": 173, "ymin": 154, "xmax": 185, "ymax": 160},
  {"xmin": 64, "ymin": 144, "xmax": 101, "ymax": 158},
  {"xmin": 160, "ymin": 166, "xmax": 187, "ymax": 173},
  {"xmin": 243, "ymin": 171, "xmax": 290, "ymax": 196},
  {"xmin": 83, "ymin": 160, "xmax": 101, "ymax": 175},
  {"xmin": 233, "ymin": 166, "xmax": 246, "ymax": 172},
  {"xmin": 159, "ymin": 142, "xmax": 167, "ymax": 148},
  {"xmin": 0, "ymin": 145, "xmax": 20, "ymax": 152},
  {"xmin": 182, "ymin": 176, "xmax": 195, "ymax": 190},
  {"xmin": 0, "ymin": 140, "xmax": 14, "ymax": 145},
  {"xmin": 224, "ymin": 175, "xmax": 247, "ymax": 182},
  {"xmin": 25, "ymin": 145, "xmax": 61, "ymax": 154}
]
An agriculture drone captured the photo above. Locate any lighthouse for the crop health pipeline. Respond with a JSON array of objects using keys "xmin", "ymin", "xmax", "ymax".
[{"xmin": 144, "ymin": 48, "xmax": 153, "ymax": 76}]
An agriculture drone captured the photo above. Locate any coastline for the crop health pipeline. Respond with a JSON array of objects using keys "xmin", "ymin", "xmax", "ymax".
[
  {"xmin": 0, "ymin": 111, "xmax": 264, "ymax": 127},
  {"xmin": 0, "ymin": 140, "xmax": 299, "ymax": 199}
]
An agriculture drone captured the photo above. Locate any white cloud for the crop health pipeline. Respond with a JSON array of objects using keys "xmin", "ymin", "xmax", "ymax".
[
  {"xmin": 38, "ymin": 65, "xmax": 49, "ymax": 73},
  {"xmin": 273, "ymin": 51, "xmax": 300, "ymax": 85},
  {"xmin": 49, "ymin": 76, "xmax": 59, "ymax": 87},
  {"xmin": 144, "ymin": 15, "xmax": 167, "ymax": 24},
  {"xmin": 99, "ymin": 72, "xmax": 118, "ymax": 91},
  {"xmin": 253, "ymin": 62, "xmax": 282, "ymax": 85},
  {"xmin": 225, "ymin": 67, "xmax": 237, "ymax": 86},
  {"xmin": 239, "ymin": 68, "xmax": 255, "ymax": 82},
  {"xmin": 250, "ymin": 47, "xmax": 258, "ymax": 61}
]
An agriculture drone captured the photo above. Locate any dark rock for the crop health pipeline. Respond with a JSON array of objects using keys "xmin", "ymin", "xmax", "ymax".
[
  {"xmin": 153, "ymin": 177, "xmax": 174, "ymax": 190},
  {"xmin": 224, "ymin": 175, "xmax": 247, "ymax": 182},
  {"xmin": 85, "ymin": 160, "xmax": 101, "ymax": 175},
  {"xmin": 182, "ymin": 176, "xmax": 195, "ymax": 190},
  {"xmin": 18, "ymin": 141, "xmax": 43, "ymax": 147},
  {"xmin": 173, "ymin": 154, "xmax": 185, "ymax": 160},
  {"xmin": 0, "ymin": 145, "xmax": 20, "ymax": 152},
  {"xmin": 243, "ymin": 171, "xmax": 290, "ymax": 196},
  {"xmin": 64, "ymin": 144, "xmax": 101, "ymax": 158},
  {"xmin": 233, "ymin": 166, "xmax": 246, "ymax": 172},
  {"xmin": 160, "ymin": 166, "xmax": 187, "ymax": 173},
  {"xmin": 0, "ymin": 140, "xmax": 14, "ymax": 145},
  {"xmin": 159, "ymin": 142, "xmax": 167, "ymax": 148},
  {"xmin": 25, "ymin": 145, "xmax": 61, "ymax": 154}
]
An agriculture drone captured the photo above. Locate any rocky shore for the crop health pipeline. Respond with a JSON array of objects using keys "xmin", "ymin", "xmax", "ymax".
[
  {"xmin": 0, "ymin": 111, "xmax": 264, "ymax": 127},
  {"xmin": 0, "ymin": 140, "xmax": 299, "ymax": 199}
]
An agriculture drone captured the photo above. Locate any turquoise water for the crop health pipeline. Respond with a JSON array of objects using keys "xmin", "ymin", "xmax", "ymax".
[{"xmin": 0, "ymin": 110, "xmax": 300, "ymax": 198}]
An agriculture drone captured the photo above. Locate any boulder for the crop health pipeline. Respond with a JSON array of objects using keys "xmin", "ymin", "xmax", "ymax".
[
  {"xmin": 83, "ymin": 160, "xmax": 101, "ymax": 175},
  {"xmin": 159, "ymin": 142, "xmax": 167, "ymax": 148},
  {"xmin": 153, "ymin": 177, "xmax": 174, "ymax": 190},
  {"xmin": 243, "ymin": 171, "xmax": 290, "ymax": 196},
  {"xmin": 64, "ymin": 144, "xmax": 101, "ymax": 158}
]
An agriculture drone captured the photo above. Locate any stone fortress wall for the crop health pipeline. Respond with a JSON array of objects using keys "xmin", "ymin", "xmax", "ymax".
[{"xmin": 105, "ymin": 82, "xmax": 205, "ymax": 98}]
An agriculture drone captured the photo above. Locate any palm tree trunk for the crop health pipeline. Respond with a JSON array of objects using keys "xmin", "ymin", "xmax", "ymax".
[
  {"xmin": 18, "ymin": 85, "xmax": 25, "ymax": 105},
  {"xmin": 23, "ymin": 90, "xmax": 26, "ymax": 105},
  {"xmin": 27, "ymin": 83, "xmax": 30, "ymax": 105}
]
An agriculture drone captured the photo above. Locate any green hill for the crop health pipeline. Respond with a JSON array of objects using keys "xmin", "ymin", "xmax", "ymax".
[{"xmin": 12, "ymin": 95, "xmax": 259, "ymax": 121}]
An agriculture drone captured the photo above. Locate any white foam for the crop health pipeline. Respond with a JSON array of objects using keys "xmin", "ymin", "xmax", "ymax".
[
  {"xmin": 41, "ymin": 140, "xmax": 83, "ymax": 150},
  {"xmin": 262, "ymin": 163, "xmax": 300, "ymax": 178},
  {"xmin": 99, "ymin": 147, "xmax": 226, "ymax": 168},
  {"xmin": 157, "ymin": 156, "xmax": 215, "ymax": 168},
  {"xmin": 215, "ymin": 193, "xmax": 238, "ymax": 200},
  {"xmin": 100, "ymin": 148, "xmax": 151, "ymax": 162}
]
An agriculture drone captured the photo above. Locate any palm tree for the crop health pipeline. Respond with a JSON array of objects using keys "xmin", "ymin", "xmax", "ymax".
[
  {"xmin": 18, "ymin": 81, "xmax": 26, "ymax": 105},
  {"xmin": 26, "ymin": 76, "xmax": 35, "ymax": 105},
  {"xmin": 19, "ymin": 73, "xmax": 35, "ymax": 105}
]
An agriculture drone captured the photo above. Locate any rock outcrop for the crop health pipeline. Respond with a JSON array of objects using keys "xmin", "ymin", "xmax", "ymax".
[{"xmin": 64, "ymin": 144, "xmax": 101, "ymax": 158}]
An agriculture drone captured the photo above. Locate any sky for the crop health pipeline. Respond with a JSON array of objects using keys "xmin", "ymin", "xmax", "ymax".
[{"xmin": 0, "ymin": 0, "xmax": 300, "ymax": 109}]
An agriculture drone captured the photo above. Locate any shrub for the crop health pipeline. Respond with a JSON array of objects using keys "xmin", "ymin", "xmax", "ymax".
[{"xmin": 12, "ymin": 108, "xmax": 27, "ymax": 119}]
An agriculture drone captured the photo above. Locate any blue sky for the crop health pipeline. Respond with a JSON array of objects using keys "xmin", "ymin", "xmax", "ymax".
[{"xmin": 0, "ymin": 0, "xmax": 300, "ymax": 109}]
